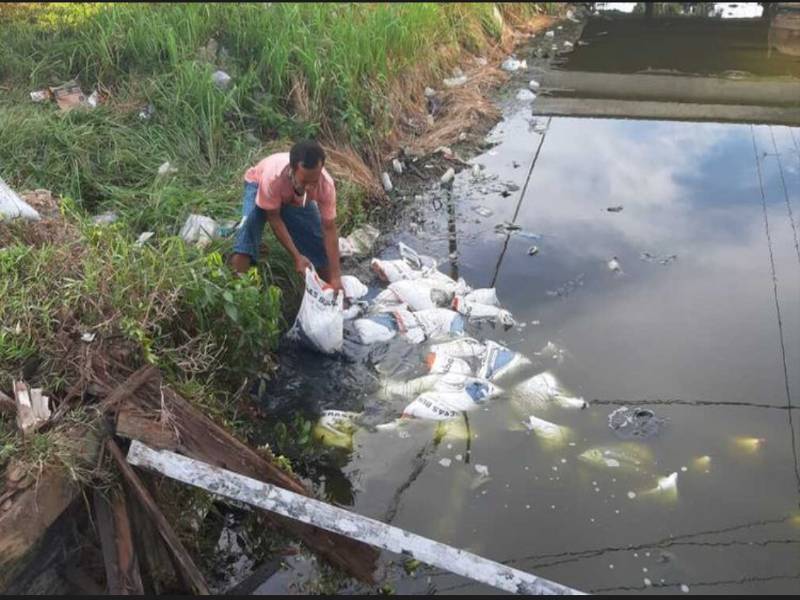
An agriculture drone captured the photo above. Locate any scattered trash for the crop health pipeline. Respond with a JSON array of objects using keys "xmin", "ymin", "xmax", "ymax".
[
  {"xmin": 732, "ymin": 436, "xmax": 765, "ymax": 454},
  {"xmin": 381, "ymin": 172, "xmax": 393, "ymax": 192},
  {"xmin": 339, "ymin": 224, "xmax": 380, "ymax": 257},
  {"xmin": 690, "ymin": 455, "xmax": 712, "ymax": 473},
  {"xmin": 92, "ymin": 212, "xmax": 119, "ymax": 226},
  {"xmin": 158, "ymin": 161, "xmax": 178, "ymax": 176},
  {"xmin": 529, "ymin": 80, "xmax": 541, "ymax": 91},
  {"xmin": 287, "ymin": 268, "xmax": 344, "ymax": 355},
  {"xmin": 452, "ymin": 297, "xmax": 515, "ymax": 327},
  {"xmin": 472, "ymin": 206, "xmax": 493, "ymax": 218},
  {"xmin": 440, "ymin": 168, "xmax": 455, "ymax": 188},
  {"xmin": 642, "ymin": 472, "xmax": 679, "ymax": 501},
  {"xmin": 341, "ymin": 275, "xmax": 369, "ymax": 301},
  {"xmin": 86, "ymin": 90, "xmax": 100, "ymax": 108},
  {"xmin": 516, "ymin": 89, "xmax": 536, "ymax": 101},
  {"xmin": 471, "ymin": 164, "xmax": 482, "ymax": 178},
  {"xmin": 392, "ymin": 159, "xmax": 404, "ymax": 175},
  {"xmin": 640, "ymin": 251, "xmax": 678, "ymax": 265},
  {"xmin": 212, "ymin": 70, "xmax": 232, "ymax": 90},
  {"xmin": 578, "ymin": 444, "xmax": 654, "ymax": 472},
  {"xmin": 351, "ymin": 314, "xmax": 398, "ymax": 345},
  {"xmin": 627, "ymin": 491, "xmax": 637, "ymax": 499},
  {"xmin": 525, "ymin": 416, "xmax": 571, "ymax": 447},
  {"xmin": 49, "ymin": 80, "xmax": 89, "ymax": 112},
  {"xmin": 528, "ymin": 246, "xmax": 539, "ymax": 256},
  {"xmin": 608, "ymin": 407, "xmax": 667, "ymax": 440},
  {"xmin": 515, "ymin": 372, "xmax": 586, "ymax": 410},
  {"xmin": 474, "ymin": 464, "xmax": 490, "ymax": 477},
  {"xmin": 458, "ymin": 132, "xmax": 467, "ymax": 142},
  {"xmin": 135, "ymin": 231, "xmax": 155, "ymax": 246},
  {"xmin": 545, "ymin": 30, "xmax": 555, "ymax": 38},
  {"xmin": 30, "ymin": 89, "xmax": 51, "ymax": 103},
  {"xmin": 443, "ymin": 75, "xmax": 468, "ymax": 88},
  {"xmin": 439, "ymin": 458, "xmax": 452, "ymax": 468},
  {"xmin": 564, "ymin": 41, "xmax": 574, "ymax": 48},
  {"xmin": 424, "ymin": 87, "xmax": 436, "ymax": 97},
  {"xmin": 607, "ymin": 256, "xmax": 622, "ymax": 273},
  {"xmin": 138, "ymin": 103, "xmax": 156, "ymax": 120},
  {"xmin": 607, "ymin": 205, "xmax": 624, "ymax": 212},
  {"xmin": 313, "ymin": 410, "xmax": 361, "ymax": 451},
  {"xmin": 501, "ymin": 57, "xmax": 527, "ymax": 72},
  {"xmin": 0, "ymin": 177, "xmax": 41, "ymax": 221},
  {"xmin": 179, "ymin": 214, "xmax": 219, "ymax": 247},
  {"xmin": 81, "ymin": 332, "xmax": 96, "ymax": 343}
]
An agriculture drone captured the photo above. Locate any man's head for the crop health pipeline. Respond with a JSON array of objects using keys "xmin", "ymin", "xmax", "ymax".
[{"xmin": 289, "ymin": 140, "xmax": 326, "ymax": 194}]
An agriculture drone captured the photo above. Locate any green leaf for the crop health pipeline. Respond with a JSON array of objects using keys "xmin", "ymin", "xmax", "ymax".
[{"xmin": 224, "ymin": 302, "xmax": 239, "ymax": 322}]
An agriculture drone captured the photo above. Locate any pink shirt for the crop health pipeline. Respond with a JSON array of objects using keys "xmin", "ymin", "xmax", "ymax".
[{"xmin": 244, "ymin": 152, "xmax": 336, "ymax": 220}]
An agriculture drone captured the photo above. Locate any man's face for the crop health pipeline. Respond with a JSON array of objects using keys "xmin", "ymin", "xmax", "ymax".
[{"xmin": 292, "ymin": 163, "xmax": 323, "ymax": 196}]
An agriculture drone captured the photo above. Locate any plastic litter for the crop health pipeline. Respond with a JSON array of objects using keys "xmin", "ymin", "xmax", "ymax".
[
  {"xmin": 440, "ymin": 168, "xmax": 455, "ymax": 188},
  {"xmin": 515, "ymin": 372, "xmax": 586, "ymax": 410},
  {"xmin": 501, "ymin": 57, "xmax": 527, "ymax": 72},
  {"xmin": 452, "ymin": 297, "xmax": 515, "ymax": 327},
  {"xmin": 472, "ymin": 206, "xmax": 493, "ymax": 218},
  {"xmin": 525, "ymin": 416, "xmax": 570, "ymax": 447},
  {"xmin": 426, "ymin": 352, "xmax": 474, "ymax": 376},
  {"xmin": 607, "ymin": 205, "xmax": 624, "ymax": 212},
  {"xmin": 351, "ymin": 314, "xmax": 397, "ymax": 345},
  {"xmin": 212, "ymin": 70, "xmax": 232, "ymax": 90},
  {"xmin": 286, "ymin": 268, "xmax": 344, "ymax": 355},
  {"xmin": 545, "ymin": 30, "xmax": 555, "ymax": 38},
  {"xmin": 464, "ymin": 288, "xmax": 499, "ymax": 307},
  {"xmin": 642, "ymin": 472, "xmax": 679, "ymax": 501},
  {"xmin": 371, "ymin": 258, "xmax": 423, "ymax": 283},
  {"xmin": 607, "ymin": 257, "xmax": 622, "ymax": 273},
  {"xmin": 424, "ymin": 87, "xmax": 436, "ymax": 97},
  {"xmin": 135, "ymin": 231, "xmax": 155, "ymax": 246},
  {"xmin": 528, "ymin": 246, "xmax": 539, "ymax": 256},
  {"xmin": 386, "ymin": 280, "xmax": 453, "ymax": 311},
  {"xmin": 392, "ymin": 159, "xmax": 404, "ymax": 175},
  {"xmin": 339, "ymin": 224, "xmax": 380, "ymax": 257},
  {"xmin": 529, "ymin": 80, "xmax": 541, "ymax": 91},
  {"xmin": 30, "ymin": 89, "xmax": 51, "ymax": 103},
  {"xmin": 397, "ymin": 308, "xmax": 465, "ymax": 344},
  {"xmin": 381, "ymin": 172, "xmax": 393, "ymax": 192},
  {"xmin": 138, "ymin": 103, "xmax": 155, "ymax": 120},
  {"xmin": 443, "ymin": 75, "xmax": 468, "ymax": 88},
  {"xmin": 516, "ymin": 89, "xmax": 536, "ymax": 101},
  {"xmin": 429, "ymin": 337, "xmax": 486, "ymax": 360},
  {"xmin": 180, "ymin": 214, "xmax": 219, "ymax": 247},
  {"xmin": 0, "ymin": 177, "xmax": 41, "ymax": 221},
  {"xmin": 92, "ymin": 212, "xmax": 119, "ymax": 226},
  {"xmin": 158, "ymin": 161, "xmax": 178, "ymax": 176},
  {"xmin": 313, "ymin": 410, "xmax": 361, "ymax": 450},
  {"xmin": 341, "ymin": 275, "xmax": 368, "ymax": 300}
]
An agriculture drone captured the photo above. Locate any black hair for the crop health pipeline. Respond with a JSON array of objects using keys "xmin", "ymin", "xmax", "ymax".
[{"xmin": 289, "ymin": 140, "xmax": 326, "ymax": 170}]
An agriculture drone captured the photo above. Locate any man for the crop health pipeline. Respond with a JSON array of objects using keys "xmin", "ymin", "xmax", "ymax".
[{"xmin": 230, "ymin": 140, "xmax": 342, "ymax": 293}]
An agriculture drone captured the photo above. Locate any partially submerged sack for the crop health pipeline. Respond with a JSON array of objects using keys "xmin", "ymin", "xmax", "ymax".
[
  {"xmin": 429, "ymin": 337, "xmax": 486, "ymax": 360},
  {"xmin": 287, "ymin": 268, "xmax": 343, "ymax": 354},
  {"xmin": 515, "ymin": 371, "xmax": 586, "ymax": 410},
  {"xmin": 351, "ymin": 313, "xmax": 398, "ymax": 344},
  {"xmin": 387, "ymin": 279, "xmax": 453, "ymax": 311},
  {"xmin": 382, "ymin": 373, "xmax": 499, "ymax": 401},
  {"xmin": 464, "ymin": 288, "xmax": 499, "ymax": 307},
  {"xmin": 478, "ymin": 341, "xmax": 531, "ymax": 381},
  {"xmin": 402, "ymin": 380, "xmax": 497, "ymax": 420},
  {"xmin": 396, "ymin": 308, "xmax": 465, "ymax": 344},
  {"xmin": 452, "ymin": 297, "xmax": 515, "ymax": 327},
  {"xmin": 425, "ymin": 352, "xmax": 473, "ymax": 376},
  {"xmin": 313, "ymin": 410, "xmax": 362, "ymax": 450},
  {"xmin": 371, "ymin": 258, "xmax": 423, "ymax": 283}
]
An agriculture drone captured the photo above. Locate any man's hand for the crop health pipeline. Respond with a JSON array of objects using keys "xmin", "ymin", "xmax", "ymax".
[
  {"xmin": 328, "ymin": 274, "xmax": 344, "ymax": 297},
  {"xmin": 294, "ymin": 254, "xmax": 312, "ymax": 275}
]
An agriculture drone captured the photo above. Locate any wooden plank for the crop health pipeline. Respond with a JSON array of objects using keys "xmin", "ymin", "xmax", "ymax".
[
  {"xmin": 111, "ymin": 491, "xmax": 144, "ymax": 594},
  {"xmin": 128, "ymin": 441, "xmax": 585, "ymax": 596},
  {"xmin": 100, "ymin": 365, "xmax": 159, "ymax": 413},
  {"xmin": 0, "ymin": 389, "xmax": 16, "ymax": 416},
  {"xmin": 93, "ymin": 490, "xmax": 122, "ymax": 594},
  {"xmin": 125, "ymin": 482, "xmax": 176, "ymax": 595},
  {"xmin": 132, "ymin": 385, "xmax": 379, "ymax": 582},
  {"xmin": 14, "ymin": 380, "xmax": 50, "ymax": 434},
  {"xmin": 116, "ymin": 406, "xmax": 178, "ymax": 451},
  {"xmin": 106, "ymin": 439, "xmax": 209, "ymax": 595}
]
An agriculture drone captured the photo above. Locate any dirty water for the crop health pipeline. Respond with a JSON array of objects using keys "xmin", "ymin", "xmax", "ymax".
[{"xmin": 244, "ymin": 8, "xmax": 800, "ymax": 596}]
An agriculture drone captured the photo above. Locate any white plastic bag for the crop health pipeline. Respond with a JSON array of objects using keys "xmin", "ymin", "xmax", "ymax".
[
  {"xmin": 0, "ymin": 177, "xmax": 40, "ymax": 221},
  {"xmin": 287, "ymin": 268, "xmax": 343, "ymax": 354},
  {"xmin": 402, "ymin": 379, "xmax": 498, "ymax": 420},
  {"xmin": 339, "ymin": 224, "xmax": 380, "ymax": 257},
  {"xmin": 381, "ymin": 373, "xmax": 499, "ymax": 401},
  {"xmin": 478, "ymin": 341, "xmax": 531, "ymax": 381},
  {"xmin": 180, "ymin": 214, "xmax": 219, "ymax": 248},
  {"xmin": 371, "ymin": 258, "xmax": 423, "ymax": 283}
]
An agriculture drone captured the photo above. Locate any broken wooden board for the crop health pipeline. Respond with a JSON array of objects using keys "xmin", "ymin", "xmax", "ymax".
[
  {"xmin": 14, "ymin": 380, "xmax": 51, "ymax": 435},
  {"xmin": 94, "ymin": 489, "xmax": 144, "ymax": 594},
  {"xmin": 129, "ymin": 384, "xmax": 379, "ymax": 582},
  {"xmin": 116, "ymin": 404, "xmax": 178, "ymax": 451},
  {"xmin": 128, "ymin": 441, "xmax": 585, "ymax": 596},
  {"xmin": 107, "ymin": 440, "xmax": 210, "ymax": 595}
]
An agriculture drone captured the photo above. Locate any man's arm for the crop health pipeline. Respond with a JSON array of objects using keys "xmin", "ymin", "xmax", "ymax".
[
  {"xmin": 266, "ymin": 209, "xmax": 311, "ymax": 274},
  {"xmin": 321, "ymin": 218, "xmax": 342, "ymax": 291}
]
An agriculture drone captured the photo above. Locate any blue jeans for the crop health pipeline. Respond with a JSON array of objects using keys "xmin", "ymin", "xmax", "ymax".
[{"xmin": 233, "ymin": 182, "xmax": 328, "ymax": 268}]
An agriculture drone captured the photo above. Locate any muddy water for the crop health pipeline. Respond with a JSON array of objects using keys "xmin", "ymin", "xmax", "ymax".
[{"xmin": 252, "ymin": 12, "xmax": 800, "ymax": 597}]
